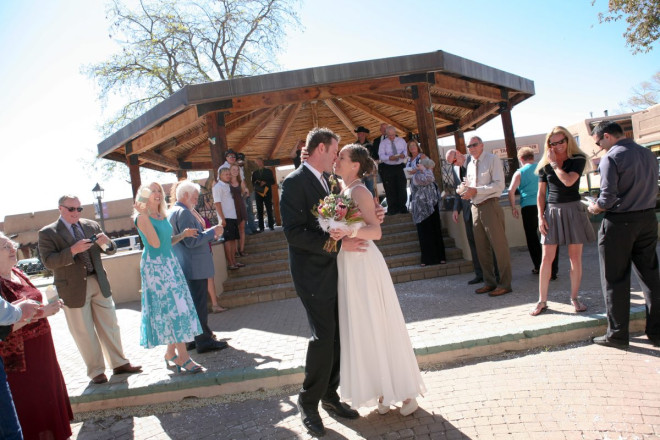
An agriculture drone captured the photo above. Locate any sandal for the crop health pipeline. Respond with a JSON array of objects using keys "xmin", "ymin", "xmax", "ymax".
[
  {"xmin": 238, "ymin": 251, "xmax": 248, "ymax": 257},
  {"xmin": 164, "ymin": 354, "xmax": 178, "ymax": 368},
  {"xmin": 176, "ymin": 358, "xmax": 204, "ymax": 374},
  {"xmin": 570, "ymin": 298, "xmax": 587, "ymax": 313},
  {"xmin": 530, "ymin": 301, "xmax": 548, "ymax": 316},
  {"xmin": 211, "ymin": 305, "xmax": 228, "ymax": 313},
  {"xmin": 227, "ymin": 265, "xmax": 239, "ymax": 270},
  {"xmin": 235, "ymin": 262, "xmax": 245, "ymax": 268}
]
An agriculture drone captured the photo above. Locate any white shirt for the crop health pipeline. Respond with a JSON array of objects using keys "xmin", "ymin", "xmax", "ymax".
[
  {"xmin": 303, "ymin": 162, "xmax": 329, "ymax": 193},
  {"xmin": 378, "ymin": 136, "xmax": 407, "ymax": 165},
  {"xmin": 466, "ymin": 152, "xmax": 505, "ymax": 205},
  {"xmin": 212, "ymin": 180, "xmax": 237, "ymax": 219}
]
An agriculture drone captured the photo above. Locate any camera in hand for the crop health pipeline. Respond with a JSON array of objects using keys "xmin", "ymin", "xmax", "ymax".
[{"xmin": 89, "ymin": 234, "xmax": 109, "ymax": 251}]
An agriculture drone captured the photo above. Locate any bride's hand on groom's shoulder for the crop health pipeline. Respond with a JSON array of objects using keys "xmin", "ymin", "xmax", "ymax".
[{"xmin": 341, "ymin": 237, "xmax": 368, "ymax": 252}]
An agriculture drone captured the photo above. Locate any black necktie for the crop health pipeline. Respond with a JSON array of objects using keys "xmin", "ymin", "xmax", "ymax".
[
  {"xmin": 460, "ymin": 166, "xmax": 466, "ymax": 180},
  {"xmin": 72, "ymin": 224, "xmax": 93, "ymax": 273}
]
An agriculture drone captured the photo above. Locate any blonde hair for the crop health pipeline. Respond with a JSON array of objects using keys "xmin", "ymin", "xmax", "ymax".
[
  {"xmin": 229, "ymin": 164, "xmax": 243, "ymax": 184},
  {"xmin": 536, "ymin": 126, "xmax": 588, "ymax": 174},
  {"xmin": 132, "ymin": 181, "xmax": 167, "ymax": 219}
]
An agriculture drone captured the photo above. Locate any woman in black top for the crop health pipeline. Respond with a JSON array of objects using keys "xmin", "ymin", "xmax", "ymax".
[{"xmin": 530, "ymin": 126, "xmax": 595, "ymax": 316}]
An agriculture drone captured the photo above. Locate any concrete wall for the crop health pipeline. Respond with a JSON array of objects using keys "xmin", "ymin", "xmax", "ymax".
[
  {"xmin": 103, "ymin": 241, "xmax": 228, "ymax": 305},
  {"xmin": 632, "ymin": 104, "xmax": 660, "ymax": 145}
]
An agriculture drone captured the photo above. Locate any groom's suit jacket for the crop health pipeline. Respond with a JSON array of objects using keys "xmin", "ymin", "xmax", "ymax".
[{"xmin": 280, "ymin": 165, "xmax": 339, "ymax": 301}]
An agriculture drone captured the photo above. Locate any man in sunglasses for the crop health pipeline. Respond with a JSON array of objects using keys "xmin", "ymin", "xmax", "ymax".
[
  {"xmin": 38, "ymin": 195, "xmax": 141, "ymax": 384},
  {"xmin": 460, "ymin": 137, "xmax": 513, "ymax": 297},
  {"xmin": 588, "ymin": 121, "xmax": 660, "ymax": 348}
]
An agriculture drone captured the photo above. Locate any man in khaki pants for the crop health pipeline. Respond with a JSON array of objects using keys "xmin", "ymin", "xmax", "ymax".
[
  {"xmin": 460, "ymin": 137, "xmax": 513, "ymax": 297},
  {"xmin": 39, "ymin": 195, "xmax": 141, "ymax": 384}
]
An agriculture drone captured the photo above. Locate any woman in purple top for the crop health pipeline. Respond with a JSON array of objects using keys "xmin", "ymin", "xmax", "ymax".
[{"xmin": 531, "ymin": 126, "xmax": 595, "ymax": 316}]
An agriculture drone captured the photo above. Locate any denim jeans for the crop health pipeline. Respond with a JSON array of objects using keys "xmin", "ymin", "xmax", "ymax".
[
  {"xmin": 245, "ymin": 193, "xmax": 258, "ymax": 234},
  {"xmin": 0, "ymin": 358, "xmax": 22, "ymax": 440}
]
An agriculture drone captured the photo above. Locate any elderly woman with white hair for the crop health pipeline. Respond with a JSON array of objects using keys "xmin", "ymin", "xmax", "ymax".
[
  {"xmin": 410, "ymin": 156, "xmax": 446, "ymax": 266},
  {"xmin": 133, "ymin": 181, "xmax": 206, "ymax": 373}
]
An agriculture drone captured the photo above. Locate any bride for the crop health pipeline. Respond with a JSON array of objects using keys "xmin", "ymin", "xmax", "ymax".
[{"xmin": 330, "ymin": 143, "xmax": 426, "ymax": 416}]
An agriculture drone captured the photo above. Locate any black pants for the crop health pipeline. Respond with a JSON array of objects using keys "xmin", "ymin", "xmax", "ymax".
[
  {"xmin": 186, "ymin": 278, "xmax": 213, "ymax": 344},
  {"xmin": 599, "ymin": 211, "xmax": 660, "ymax": 341},
  {"xmin": 255, "ymin": 193, "xmax": 274, "ymax": 230},
  {"xmin": 381, "ymin": 163, "xmax": 408, "ymax": 214},
  {"xmin": 521, "ymin": 205, "xmax": 543, "ymax": 269},
  {"xmin": 297, "ymin": 292, "xmax": 340, "ymax": 409},
  {"xmin": 417, "ymin": 205, "xmax": 446, "ymax": 265}
]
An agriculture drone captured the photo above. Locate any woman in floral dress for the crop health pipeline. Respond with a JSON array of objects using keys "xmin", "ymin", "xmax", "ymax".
[{"xmin": 134, "ymin": 182, "xmax": 204, "ymax": 373}]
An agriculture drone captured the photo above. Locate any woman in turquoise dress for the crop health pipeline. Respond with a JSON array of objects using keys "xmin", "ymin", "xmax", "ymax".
[{"xmin": 134, "ymin": 182, "xmax": 205, "ymax": 373}]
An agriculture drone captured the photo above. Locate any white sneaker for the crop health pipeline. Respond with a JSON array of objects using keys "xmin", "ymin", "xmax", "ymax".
[{"xmin": 399, "ymin": 398, "xmax": 418, "ymax": 416}]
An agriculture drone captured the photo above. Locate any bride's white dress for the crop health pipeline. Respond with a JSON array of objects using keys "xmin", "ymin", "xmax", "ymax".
[{"xmin": 337, "ymin": 185, "xmax": 426, "ymax": 410}]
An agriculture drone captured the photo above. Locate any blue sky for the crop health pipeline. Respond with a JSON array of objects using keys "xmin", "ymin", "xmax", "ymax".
[{"xmin": 0, "ymin": 0, "xmax": 657, "ymax": 220}]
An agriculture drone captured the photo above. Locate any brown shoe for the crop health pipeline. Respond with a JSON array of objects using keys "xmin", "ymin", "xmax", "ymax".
[
  {"xmin": 113, "ymin": 363, "xmax": 142, "ymax": 375},
  {"xmin": 488, "ymin": 288, "xmax": 512, "ymax": 297},
  {"xmin": 475, "ymin": 285, "xmax": 496, "ymax": 294},
  {"xmin": 91, "ymin": 373, "xmax": 108, "ymax": 384}
]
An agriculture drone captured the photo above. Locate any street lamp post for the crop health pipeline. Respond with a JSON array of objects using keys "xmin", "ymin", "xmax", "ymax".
[{"xmin": 92, "ymin": 183, "xmax": 105, "ymax": 232}]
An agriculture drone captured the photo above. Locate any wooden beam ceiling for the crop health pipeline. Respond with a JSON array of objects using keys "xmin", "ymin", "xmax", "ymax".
[
  {"xmin": 128, "ymin": 107, "xmax": 199, "ymax": 156},
  {"xmin": 324, "ymin": 99, "xmax": 356, "ymax": 133},
  {"xmin": 268, "ymin": 102, "xmax": 302, "ymax": 159},
  {"xmin": 341, "ymin": 97, "xmax": 411, "ymax": 134}
]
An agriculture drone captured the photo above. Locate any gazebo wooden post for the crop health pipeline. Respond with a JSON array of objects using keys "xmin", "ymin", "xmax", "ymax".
[
  {"xmin": 411, "ymin": 83, "xmax": 442, "ymax": 191},
  {"xmin": 454, "ymin": 130, "xmax": 466, "ymax": 154},
  {"xmin": 176, "ymin": 170, "xmax": 188, "ymax": 180},
  {"xmin": 125, "ymin": 141, "xmax": 141, "ymax": 198},
  {"xmin": 500, "ymin": 100, "xmax": 519, "ymax": 181},
  {"xmin": 206, "ymin": 112, "xmax": 229, "ymax": 181}
]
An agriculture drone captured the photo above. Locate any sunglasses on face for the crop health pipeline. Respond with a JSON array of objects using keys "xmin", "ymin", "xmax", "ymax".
[
  {"xmin": 60, "ymin": 206, "xmax": 83, "ymax": 212},
  {"xmin": 466, "ymin": 142, "xmax": 480, "ymax": 149},
  {"xmin": 548, "ymin": 138, "xmax": 568, "ymax": 147},
  {"xmin": 595, "ymin": 137, "xmax": 603, "ymax": 147}
]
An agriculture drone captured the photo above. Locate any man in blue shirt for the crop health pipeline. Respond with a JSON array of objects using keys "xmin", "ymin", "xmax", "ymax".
[{"xmin": 588, "ymin": 121, "xmax": 660, "ymax": 348}]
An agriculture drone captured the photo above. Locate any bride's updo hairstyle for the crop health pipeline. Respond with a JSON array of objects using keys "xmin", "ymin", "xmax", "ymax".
[{"xmin": 342, "ymin": 143, "xmax": 376, "ymax": 178}]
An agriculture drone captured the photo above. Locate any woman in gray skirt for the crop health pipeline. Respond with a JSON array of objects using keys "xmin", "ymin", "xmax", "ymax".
[{"xmin": 530, "ymin": 126, "xmax": 595, "ymax": 316}]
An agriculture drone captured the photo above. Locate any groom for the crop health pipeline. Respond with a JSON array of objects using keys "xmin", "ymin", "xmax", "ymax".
[{"xmin": 281, "ymin": 127, "xmax": 366, "ymax": 436}]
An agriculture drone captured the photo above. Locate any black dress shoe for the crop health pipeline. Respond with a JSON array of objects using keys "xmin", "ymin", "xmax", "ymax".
[
  {"xmin": 186, "ymin": 341, "xmax": 196, "ymax": 351},
  {"xmin": 647, "ymin": 336, "xmax": 660, "ymax": 347},
  {"xmin": 593, "ymin": 335, "xmax": 629, "ymax": 348},
  {"xmin": 196, "ymin": 340, "xmax": 229, "ymax": 354},
  {"xmin": 91, "ymin": 373, "xmax": 108, "ymax": 384},
  {"xmin": 321, "ymin": 399, "xmax": 359, "ymax": 419},
  {"xmin": 467, "ymin": 276, "xmax": 483, "ymax": 285},
  {"xmin": 297, "ymin": 398, "xmax": 325, "ymax": 437}
]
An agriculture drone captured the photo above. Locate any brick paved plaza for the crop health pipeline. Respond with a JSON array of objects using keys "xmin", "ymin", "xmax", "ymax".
[{"xmin": 41, "ymin": 241, "xmax": 659, "ymax": 439}]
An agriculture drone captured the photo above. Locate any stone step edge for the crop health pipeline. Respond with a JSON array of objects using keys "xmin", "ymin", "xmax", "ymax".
[{"xmin": 68, "ymin": 306, "xmax": 647, "ymax": 412}]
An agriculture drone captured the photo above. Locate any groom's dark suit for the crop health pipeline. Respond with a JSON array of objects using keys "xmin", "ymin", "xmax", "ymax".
[{"xmin": 280, "ymin": 164, "xmax": 341, "ymax": 409}]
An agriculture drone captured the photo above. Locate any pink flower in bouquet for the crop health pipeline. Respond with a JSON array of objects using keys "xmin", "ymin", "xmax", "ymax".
[{"xmin": 335, "ymin": 201, "xmax": 348, "ymax": 220}]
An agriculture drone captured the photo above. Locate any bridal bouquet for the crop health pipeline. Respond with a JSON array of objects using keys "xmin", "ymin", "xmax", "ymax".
[{"xmin": 312, "ymin": 194, "xmax": 363, "ymax": 252}]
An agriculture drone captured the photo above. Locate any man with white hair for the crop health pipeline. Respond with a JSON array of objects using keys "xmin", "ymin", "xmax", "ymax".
[
  {"xmin": 378, "ymin": 125, "xmax": 408, "ymax": 215},
  {"xmin": 168, "ymin": 180, "xmax": 227, "ymax": 354}
]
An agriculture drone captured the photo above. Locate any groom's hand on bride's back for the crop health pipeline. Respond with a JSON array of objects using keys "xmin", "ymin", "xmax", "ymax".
[{"xmin": 341, "ymin": 237, "xmax": 368, "ymax": 252}]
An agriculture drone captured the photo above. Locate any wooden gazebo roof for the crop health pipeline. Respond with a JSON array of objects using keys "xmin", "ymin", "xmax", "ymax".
[{"xmin": 98, "ymin": 50, "xmax": 534, "ymax": 178}]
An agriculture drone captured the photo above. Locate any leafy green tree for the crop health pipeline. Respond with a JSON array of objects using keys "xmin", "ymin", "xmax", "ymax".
[
  {"xmin": 619, "ymin": 70, "xmax": 660, "ymax": 111},
  {"xmin": 594, "ymin": 0, "xmax": 659, "ymax": 54},
  {"xmin": 84, "ymin": 0, "xmax": 300, "ymax": 135}
]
